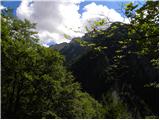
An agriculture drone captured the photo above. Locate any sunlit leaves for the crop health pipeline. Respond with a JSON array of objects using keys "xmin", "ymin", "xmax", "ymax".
[
  {"xmin": 124, "ymin": 1, "xmax": 159, "ymax": 69},
  {"xmin": 64, "ymin": 34, "xmax": 71, "ymax": 39},
  {"xmin": 144, "ymin": 82, "xmax": 159, "ymax": 88},
  {"xmin": 125, "ymin": 2, "xmax": 138, "ymax": 18},
  {"xmin": 75, "ymin": 37, "xmax": 108, "ymax": 52}
]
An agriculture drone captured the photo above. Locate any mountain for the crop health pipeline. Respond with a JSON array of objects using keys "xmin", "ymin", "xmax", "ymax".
[
  {"xmin": 51, "ymin": 22, "xmax": 158, "ymax": 118},
  {"xmin": 50, "ymin": 38, "xmax": 90, "ymax": 65},
  {"xmin": 50, "ymin": 42, "xmax": 68, "ymax": 51},
  {"xmin": 50, "ymin": 22, "xmax": 128, "ymax": 65}
]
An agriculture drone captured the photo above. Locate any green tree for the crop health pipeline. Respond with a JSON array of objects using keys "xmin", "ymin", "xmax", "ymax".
[
  {"xmin": 1, "ymin": 10, "xmax": 105, "ymax": 119},
  {"xmin": 125, "ymin": 0, "xmax": 159, "ymax": 68},
  {"xmin": 71, "ymin": 1, "xmax": 158, "ymax": 118},
  {"xmin": 102, "ymin": 91, "xmax": 132, "ymax": 119}
]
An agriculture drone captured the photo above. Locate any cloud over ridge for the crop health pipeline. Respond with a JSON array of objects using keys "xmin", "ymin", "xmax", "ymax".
[{"xmin": 16, "ymin": 0, "xmax": 129, "ymax": 46}]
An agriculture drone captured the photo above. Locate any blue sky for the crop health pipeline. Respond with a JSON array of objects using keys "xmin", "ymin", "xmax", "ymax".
[
  {"xmin": 1, "ymin": 1, "xmax": 20, "ymax": 15},
  {"xmin": 2, "ymin": 1, "xmax": 145, "ymax": 16},
  {"xmin": 1, "ymin": 0, "xmax": 145, "ymax": 46}
]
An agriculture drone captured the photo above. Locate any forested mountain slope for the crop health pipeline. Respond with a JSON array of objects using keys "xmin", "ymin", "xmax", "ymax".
[
  {"xmin": 52, "ymin": 1, "xmax": 159, "ymax": 118},
  {"xmin": 51, "ymin": 22, "xmax": 129, "ymax": 65},
  {"xmin": 50, "ymin": 38, "xmax": 89, "ymax": 65},
  {"xmin": 2, "ymin": 0, "xmax": 159, "ymax": 119},
  {"xmin": 52, "ymin": 21, "xmax": 158, "ymax": 118}
]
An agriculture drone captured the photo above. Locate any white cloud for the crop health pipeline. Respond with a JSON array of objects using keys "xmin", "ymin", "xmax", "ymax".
[
  {"xmin": 16, "ymin": 0, "xmax": 33, "ymax": 20},
  {"xmin": 16, "ymin": 0, "xmax": 129, "ymax": 46},
  {"xmin": 81, "ymin": 2, "xmax": 129, "ymax": 29},
  {"xmin": 16, "ymin": 0, "xmax": 84, "ymax": 44},
  {"xmin": 0, "ymin": 4, "xmax": 7, "ymax": 10}
]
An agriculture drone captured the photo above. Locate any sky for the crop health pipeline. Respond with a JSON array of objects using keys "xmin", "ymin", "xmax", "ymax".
[{"xmin": 1, "ymin": 0, "xmax": 145, "ymax": 47}]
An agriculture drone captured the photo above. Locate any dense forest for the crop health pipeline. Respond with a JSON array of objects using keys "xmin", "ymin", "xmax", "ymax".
[{"xmin": 1, "ymin": 1, "xmax": 159, "ymax": 119}]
